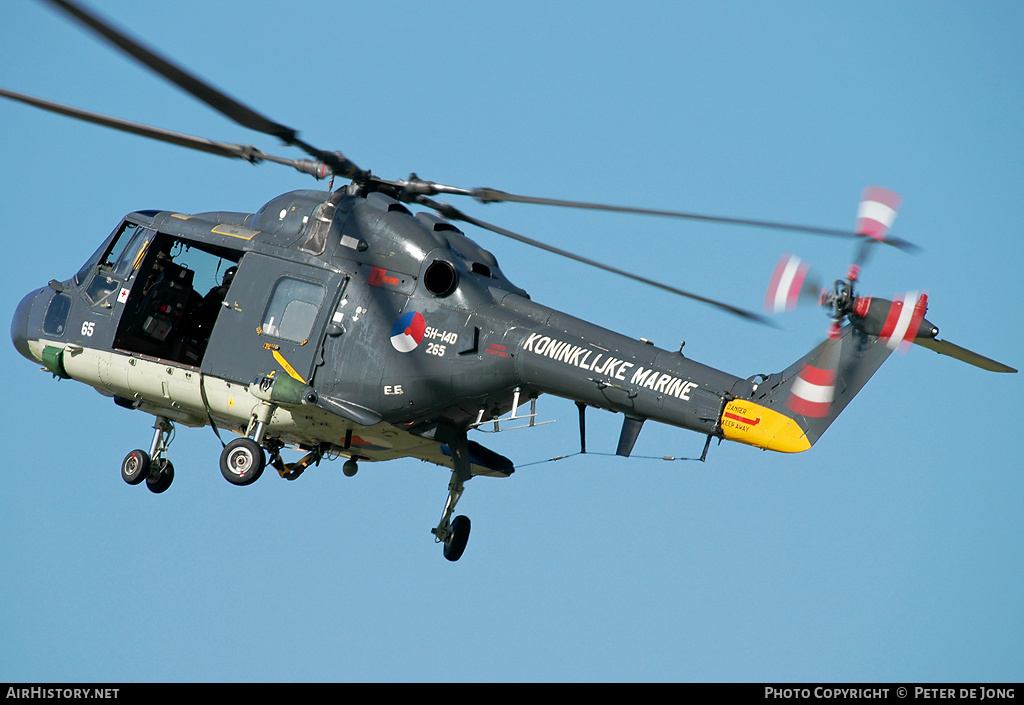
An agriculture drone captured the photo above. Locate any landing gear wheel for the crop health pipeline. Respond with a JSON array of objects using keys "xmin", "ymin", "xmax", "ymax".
[
  {"xmin": 146, "ymin": 459, "xmax": 174, "ymax": 494},
  {"xmin": 220, "ymin": 437, "xmax": 266, "ymax": 486},
  {"xmin": 121, "ymin": 449, "xmax": 150, "ymax": 486},
  {"xmin": 443, "ymin": 515, "xmax": 471, "ymax": 562}
]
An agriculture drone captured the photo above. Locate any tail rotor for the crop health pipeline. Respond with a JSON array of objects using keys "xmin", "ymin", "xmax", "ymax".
[{"xmin": 762, "ymin": 186, "xmax": 1015, "ymax": 428}]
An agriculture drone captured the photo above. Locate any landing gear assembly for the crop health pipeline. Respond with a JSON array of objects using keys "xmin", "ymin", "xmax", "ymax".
[
  {"xmin": 118, "ymin": 413, "xmax": 477, "ymax": 563},
  {"xmin": 120, "ymin": 416, "xmax": 175, "ymax": 494},
  {"xmin": 431, "ymin": 428, "xmax": 475, "ymax": 562},
  {"xmin": 118, "ymin": 408, "xmax": 326, "ymax": 493},
  {"xmin": 432, "ymin": 473, "xmax": 471, "ymax": 562},
  {"xmin": 216, "ymin": 402, "xmax": 320, "ymax": 484}
]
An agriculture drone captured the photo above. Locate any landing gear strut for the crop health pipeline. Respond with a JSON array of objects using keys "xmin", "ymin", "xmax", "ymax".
[
  {"xmin": 120, "ymin": 416, "xmax": 175, "ymax": 494},
  {"xmin": 432, "ymin": 472, "xmax": 471, "ymax": 562},
  {"xmin": 219, "ymin": 403, "xmax": 271, "ymax": 486},
  {"xmin": 431, "ymin": 426, "xmax": 474, "ymax": 562}
]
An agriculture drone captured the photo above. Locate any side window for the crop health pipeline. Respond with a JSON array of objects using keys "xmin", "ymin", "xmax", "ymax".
[
  {"xmin": 43, "ymin": 293, "xmax": 72, "ymax": 337},
  {"xmin": 260, "ymin": 276, "xmax": 326, "ymax": 343}
]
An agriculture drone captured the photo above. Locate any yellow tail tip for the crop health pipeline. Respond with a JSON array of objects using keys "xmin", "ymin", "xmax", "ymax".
[{"xmin": 720, "ymin": 400, "xmax": 811, "ymax": 453}]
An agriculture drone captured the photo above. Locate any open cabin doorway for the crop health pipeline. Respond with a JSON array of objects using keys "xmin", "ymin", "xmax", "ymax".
[{"xmin": 113, "ymin": 232, "xmax": 240, "ymax": 367}]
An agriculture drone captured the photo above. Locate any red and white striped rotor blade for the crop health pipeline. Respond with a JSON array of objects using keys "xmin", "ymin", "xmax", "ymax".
[
  {"xmin": 878, "ymin": 291, "xmax": 929, "ymax": 352},
  {"xmin": 856, "ymin": 186, "xmax": 902, "ymax": 242},
  {"xmin": 765, "ymin": 253, "xmax": 811, "ymax": 313}
]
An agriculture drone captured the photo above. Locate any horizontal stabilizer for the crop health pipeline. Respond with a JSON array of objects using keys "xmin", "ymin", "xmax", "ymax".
[{"xmin": 914, "ymin": 337, "xmax": 1017, "ymax": 373}]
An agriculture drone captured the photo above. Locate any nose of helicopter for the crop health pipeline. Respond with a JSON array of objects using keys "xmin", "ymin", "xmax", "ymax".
[{"xmin": 11, "ymin": 287, "xmax": 44, "ymax": 362}]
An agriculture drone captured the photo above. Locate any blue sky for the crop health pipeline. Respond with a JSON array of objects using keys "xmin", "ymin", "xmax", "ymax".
[{"xmin": 1, "ymin": 0, "xmax": 1021, "ymax": 683}]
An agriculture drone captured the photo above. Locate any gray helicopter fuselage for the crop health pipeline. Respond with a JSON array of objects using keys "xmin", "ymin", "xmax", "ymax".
[{"xmin": 13, "ymin": 188, "xmax": 769, "ymax": 470}]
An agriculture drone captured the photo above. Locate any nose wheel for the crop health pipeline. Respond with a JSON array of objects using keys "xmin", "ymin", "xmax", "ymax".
[{"xmin": 120, "ymin": 417, "xmax": 175, "ymax": 494}]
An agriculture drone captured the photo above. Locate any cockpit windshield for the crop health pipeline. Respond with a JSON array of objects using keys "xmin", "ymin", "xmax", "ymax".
[{"xmin": 78, "ymin": 221, "xmax": 154, "ymax": 308}]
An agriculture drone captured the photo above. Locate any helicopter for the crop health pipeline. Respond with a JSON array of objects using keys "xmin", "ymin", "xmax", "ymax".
[{"xmin": 7, "ymin": 0, "xmax": 1016, "ymax": 562}]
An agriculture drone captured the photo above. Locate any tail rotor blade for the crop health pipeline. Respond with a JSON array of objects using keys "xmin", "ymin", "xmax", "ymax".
[
  {"xmin": 765, "ymin": 253, "xmax": 819, "ymax": 313},
  {"xmin": 856, "ymin": 186, "xmax": 902, "ymax": 242},
  {"xmin": 850, "ymin": 237, "xmax": 878, "ymax": 273},
  {"xmin": 845, "ymin": 186, "xmax": 905, "ymax": 280}
]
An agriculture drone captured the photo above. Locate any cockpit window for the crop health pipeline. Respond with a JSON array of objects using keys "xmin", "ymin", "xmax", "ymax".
[
  {"xmin": 260, "ymin": 276, "xmax": 326, "ymax": 343},
  {"xmin": 76, "ymin": 220, "xmax": 136, "ymax": 285},
  {"xmin": 81, "ymin": 224, "xmax": 154, "ymax": 307},
  {"xmin": 84, "ymin": 271, "xmax": 120, "ymax": 306},
  {"xmin": 111, "ymin": 228, "xmax": 152, "ymax": 280},
  {"xmin": 101, "ymin": 222, "xmax": 140, "ymax": 270}
]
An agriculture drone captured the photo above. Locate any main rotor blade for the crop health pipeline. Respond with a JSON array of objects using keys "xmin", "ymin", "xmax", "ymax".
[
  {"xmin": 40, "ymin": 0, "xmax": 363, "ymax": 179},
  {"xmin": 479, "ymin": 190, "xmax": 922, "ymax": 252},
  {"xmin": 394, "ymin": 177, "xmax": 920, "ymax": 252},
  {"xmin": 416, "ymin": 196, "xmax": 774, "ymax": 326},
  {"xmin": 0, "ymin": 87, "xmax": 332, "ymax": 178}
]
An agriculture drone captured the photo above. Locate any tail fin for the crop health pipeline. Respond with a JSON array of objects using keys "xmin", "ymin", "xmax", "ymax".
[{"xmin": 721, "ymin": 324, "xmax": 895, "ymax": 452}]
